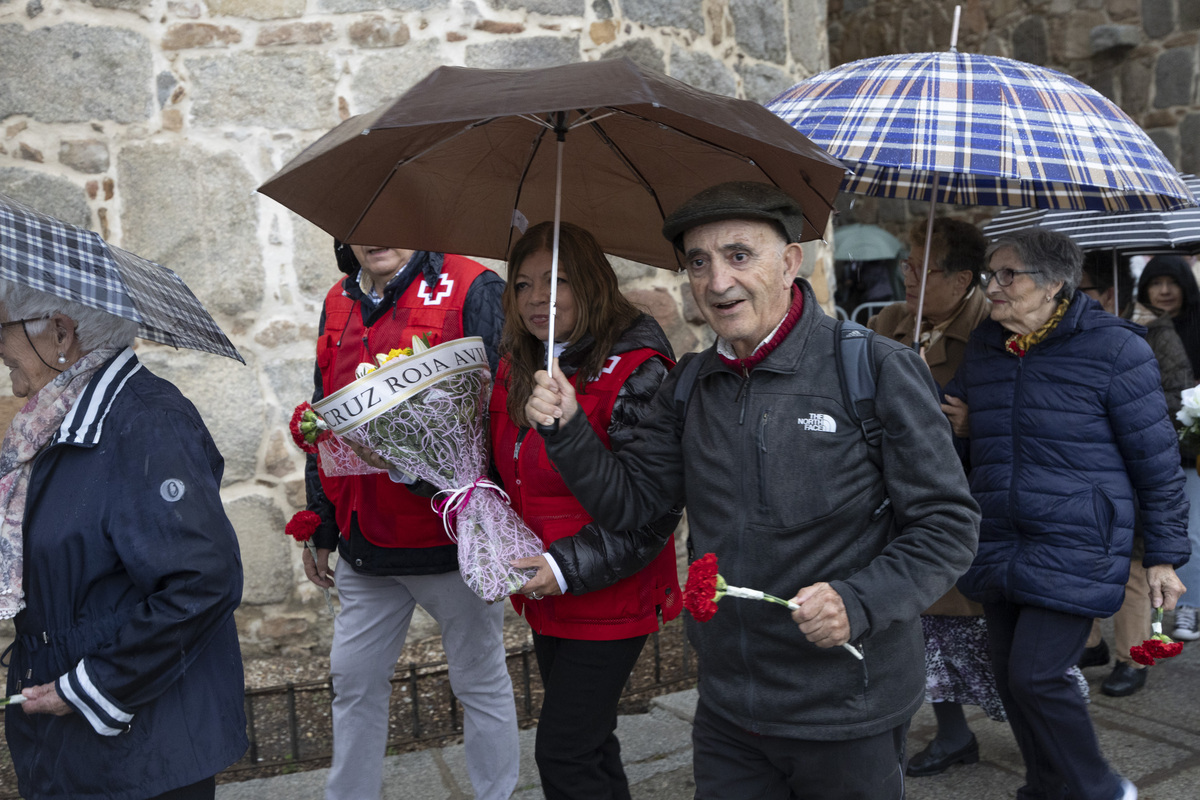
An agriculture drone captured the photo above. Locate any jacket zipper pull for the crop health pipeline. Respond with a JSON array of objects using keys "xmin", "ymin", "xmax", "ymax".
[
  {"xmin": 870, "ymin": 497, "xmax": 892, "ymax": 521},
  {"xmin": 42, "ymin": 632, "xmax": 47, "ymax": 644}
]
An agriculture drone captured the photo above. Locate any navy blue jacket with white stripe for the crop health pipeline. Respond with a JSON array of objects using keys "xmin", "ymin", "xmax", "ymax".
[
  {"xmin": 4, "ymin": 349, "xmax": 248, "ymax": 800},
  {"xmin": 945, "ymin": 292, "xmax": 1191, "ymax": 618}
]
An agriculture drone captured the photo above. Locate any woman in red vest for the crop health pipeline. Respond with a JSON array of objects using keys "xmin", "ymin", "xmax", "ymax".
[{"xmin": 493, "ymin": 221, "xmax": 682, "ymax": 800}]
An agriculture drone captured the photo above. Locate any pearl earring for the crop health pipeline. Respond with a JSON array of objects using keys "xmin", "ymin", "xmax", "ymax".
[{"xmin": 57, "ymin": 353, "xmax": 67, "ymax": 364}]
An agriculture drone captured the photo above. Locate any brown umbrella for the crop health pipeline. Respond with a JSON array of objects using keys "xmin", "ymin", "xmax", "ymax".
[{"xmin": 259, "ymin": 58, "xmax": 845, "ymax": 271}]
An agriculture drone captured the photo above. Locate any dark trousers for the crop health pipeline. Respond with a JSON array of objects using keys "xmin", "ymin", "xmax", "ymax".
[
  {"xmin": 691, "ymin": 696, "xmax": 906, "ymax": 800},
  {"xmin": 983, "ymin": 601, "xmax": 1121, "ymax": 800},
  {"xmin": 532, "ymin": 631, "xmax": 648, "ymax": 800},
  {"xmin": 146, "ymin": 776, "xmax": 216, "ymax": 800}
]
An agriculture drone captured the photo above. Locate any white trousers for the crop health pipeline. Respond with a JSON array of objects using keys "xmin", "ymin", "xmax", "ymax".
[{"xmin": 325, "ymin": 567, "xmax": 519, "ymax": 800}]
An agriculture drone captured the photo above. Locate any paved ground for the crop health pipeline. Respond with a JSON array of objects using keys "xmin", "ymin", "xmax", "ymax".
[{"xmin": 218, "ymin": 617, "xmax": 1200, "ymax": 800}]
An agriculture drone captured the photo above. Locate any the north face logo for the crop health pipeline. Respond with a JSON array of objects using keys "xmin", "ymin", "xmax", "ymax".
[
  {"xmin": 418, "ymin": 274, "xmax": 454, "ymax": 305},
  {"xmin": 800, "ymin": 413, "xmax": 837, "ymax": 432}
]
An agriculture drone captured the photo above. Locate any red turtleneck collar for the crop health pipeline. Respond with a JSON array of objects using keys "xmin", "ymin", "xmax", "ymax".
[{"xmin": 717, "ymin": 284, "xmax": 803, "ymax": 374}]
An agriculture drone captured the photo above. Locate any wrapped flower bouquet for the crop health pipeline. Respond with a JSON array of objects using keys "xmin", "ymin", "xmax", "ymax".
[{"xmin": 309, "ymin": 335, "xmax": 542, "ymax": 601}]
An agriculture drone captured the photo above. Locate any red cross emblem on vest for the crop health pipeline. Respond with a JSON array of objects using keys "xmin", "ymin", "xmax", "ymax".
[{"xmin": 418, "ymin": 274, "xmax": 454, "ymax": 305}]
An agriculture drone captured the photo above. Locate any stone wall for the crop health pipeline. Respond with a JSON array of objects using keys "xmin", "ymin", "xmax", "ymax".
[
  {"xmin": 826, "ymin": 0, "xmax": 1200, "ymax": 232},
  {"xmin": 0, "ymin": 0, "xmax": 832, "ymax": 656}
]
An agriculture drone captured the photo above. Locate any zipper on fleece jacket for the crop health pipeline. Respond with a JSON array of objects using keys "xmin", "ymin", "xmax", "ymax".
[
  {"xmin": 757, "ymin": 409, "xmax": 770, "ymax": 506},
  {"xmin": 1007, "ymin": 356, "xmax": 1025, "ymax": 587},
  {"xmin": 736, "ymin": 365, "xmax": 751, "ymax": 424}
]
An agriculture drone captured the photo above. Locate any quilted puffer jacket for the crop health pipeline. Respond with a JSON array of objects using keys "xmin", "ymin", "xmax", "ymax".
[{"xmin": 945, "ymin": 291, "xmax": 1190, "ymax": 617}]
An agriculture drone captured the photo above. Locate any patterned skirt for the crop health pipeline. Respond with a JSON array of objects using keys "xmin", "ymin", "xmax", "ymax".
[{"xmin": 922, "ymin": 615, "xmax": 1090, "ymax": 722}]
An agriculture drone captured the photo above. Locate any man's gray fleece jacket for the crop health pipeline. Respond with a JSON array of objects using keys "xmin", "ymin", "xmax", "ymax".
[{"xmin": 542, "ymin": 279, "xmax": 980, "ymax": 741}]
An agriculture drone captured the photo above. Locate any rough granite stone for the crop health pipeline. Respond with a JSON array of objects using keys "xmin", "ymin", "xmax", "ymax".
[
  {"xmin": 1119, "ymin": 56, "xmax": 1153, "ymax": 117},
  {"xmin": 731, "ymin": 0, "xmax": 786, "ymax": 64},
  {"xmin": 118, "ymin": 142, "xmax": 264, "ymax": 320},
  {"xmin": 162, "ymin": 22, "xmax": 242, "ymax": 49},
  {"xmin": 592, "ymin": 0, "xmax": 612, "ymax": 19},
  {"xmin": 669, "ymin": 49, "xmax": 737, "ymax": 98},
  {"xmin": 157, "ymin": 71, "xmax": 178, "ymax": 108},
  {"xmin": 737, "ymin": 61, "xmax": 795, "ymax": 105},
  {"xmin": 264, "ymin": 357, "xmax": 321, "ymax": 425},
  {"xmin": 204, "ymin": 0, "xmax": 305, "ymax": 19},
  {"xmin": 136, "ymin": 346, "xmax": 263, "ymax": 486},
  {"xmin": 600, "ymin": 38, "xmax": 666, "ymax": 75},
  {"xmin": 1182, "ymin": 1, "xmax": 1200, "ymax": 30},
  {"xmin": 842, "ymin": 0, "xmax": 870, "ymax": 12},
  {"xmin": 590, "ymin": 20, "xmax": 617, "ymax": 45},
  {"xmin": 1181, "ymin": 114, "xmax": 1200, "ymax": 176},
  {"xmin": 291, "ymin": 214, "xmax": 339, "ymax": 298},
  {"xmin": 625, "ymin": 287, "xmax": 699, "ymax": 357},
  {"xmin": 1142, "ymin": 0, "xmax": 1175, "ymax": 40},
  {"xmin": 1012, "ymin": 15, "xmax": 1048, "ymax": 65},
  {"xmin": 316, "ymin": 0, "xmax": 441, "ymax": 13},
  {"xmin": 1090, "ymin": 25, "xmax": 1141, "ymax": 55},
  {"xmin": 1154, "ymin": 47, "xmax": 1196, "ymax": 108},
  {"xmin": 1148, "ymin": 127, "xmax": 1180, "ymax": 168},
  {"xmin": 1056, "ymin": 10, "xmax": 1108, "ymax": 61},
  {"xmin": 18, "ymin": 143, "xmax": 43, "ymax": 163},
  {"xmin": 223, "ymin": 494, "xmax": 292, "ymax": 605},
  {"xmin": 187, "ymin": 51, "xmax": 337, "ymax": 129},
  {"xmin": 59, "ymin": 139, "xmax": 110, "ymax": 174},
  {"xmin": 465, "ymin": 36, "xmax": 579, "ymax": 70},
  {"xmin": 494, "ymin": 0, "xmax": 582, "ymax": 14},
  {"xmin": 349, "ymin": 16, "xmax": 412, "ymax": 48},
  {"xmin": 350, "ymin": 40, "xmax": 448, "ymax": 115},
  {"xmin": 0, "ymin": 23, "xmax": 153, "ymax": 123},
  {"xmin": 790, "ymin": 0, "xmax": 829, "ymax": 76},
  {"xmin": 0, "ymin": 168, "xmax": 91, "ymax": 227},
  {"xmin": 25, "ymin": 0, "xmax": 41, "ymax": 17},
  {"xmin": 475, "ymin": 20, "xmax": 525, "ymax": 34},
  {"xmin": 84, "ymin": 0, "xmax": 152, "ymax": 10},
  {"xmin": 610, "ymin": 256, "xmax": 657, "ymax": 282},
  {"xmin": 621, "ymin": 0, "xmax": 704, "ymax": 34},
  {"xmin": 256, "ymin": 21, "xmax": 335, "ymax": 47}
]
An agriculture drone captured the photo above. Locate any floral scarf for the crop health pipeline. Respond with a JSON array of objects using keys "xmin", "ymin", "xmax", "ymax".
[
  {"xmin": 1005, "ymin": 297, "xmax": 1071, "ymax": 357},
  {"xmin": 0, "ymin": 347, "xmax": 118, "ymax": 619}
]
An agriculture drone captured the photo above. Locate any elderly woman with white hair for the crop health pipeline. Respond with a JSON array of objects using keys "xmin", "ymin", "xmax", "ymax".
[
  {"xmin": 944, "ymin": 228, "xmax": 1190, "ymax": 800},
  {"xmin": 0, "ymin": 280, "xmax": 247, "ymax": 800}
]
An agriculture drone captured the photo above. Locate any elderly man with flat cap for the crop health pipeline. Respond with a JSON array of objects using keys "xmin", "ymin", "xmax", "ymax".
[{"xmin": 525, "ymin": 182, "xmax": 980, "ymax": 799}]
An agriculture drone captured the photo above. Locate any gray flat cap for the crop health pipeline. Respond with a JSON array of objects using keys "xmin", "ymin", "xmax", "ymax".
[{"xmin": 662, "ymin": 182, "xmax": 805, "ymax": 251}]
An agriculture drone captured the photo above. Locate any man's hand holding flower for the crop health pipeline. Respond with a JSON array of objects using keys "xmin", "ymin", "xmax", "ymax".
[
  {"xmin": 790, "ymin": 582, "xmax": 852, "ymax": 648},
  {"xmin": 1147, "ymin": 564, "xmax": 1186, "ymax": 610}
]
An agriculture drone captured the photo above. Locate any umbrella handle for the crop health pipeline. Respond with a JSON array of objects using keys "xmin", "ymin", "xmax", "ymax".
[{"xmin": 536, "ymin": 420, "xmax": 560, "ymax": 436}]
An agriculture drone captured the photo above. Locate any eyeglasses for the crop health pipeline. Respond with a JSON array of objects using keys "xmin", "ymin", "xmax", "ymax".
[
  {"xmin": 901, "ymin": 261, "xmax": 945, "ymax": 278},
  {"xmin": 0, "ymin": 317, "xmax": 47, "ymax": 342},
  {"xmin": 980, "ymin": 268, "xmax": 1040, "ymax": 287}
]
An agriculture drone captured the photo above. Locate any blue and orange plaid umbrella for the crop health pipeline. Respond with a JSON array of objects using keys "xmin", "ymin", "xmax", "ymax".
[
  {"xmin": 767, "ymin": 51, "xmax": 1193, "ymax": 213},
  {"xmin": 767, "ymin": 50, "xmax": 1195, "ymax": 341}
]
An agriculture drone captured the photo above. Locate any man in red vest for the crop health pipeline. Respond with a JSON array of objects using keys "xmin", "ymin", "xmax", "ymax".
[{"xmin": 302, "ymin": 242, "xmax": 516, "ymax": 800}]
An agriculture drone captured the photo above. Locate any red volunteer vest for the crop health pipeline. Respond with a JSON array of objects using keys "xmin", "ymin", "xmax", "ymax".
[
  {"xmin": 317, "ymin": 254, "xmax": 490, "ymax": 549},
  {"xmin": 491, "ymin": 349, "xmax": 682, "ymax": 640}
]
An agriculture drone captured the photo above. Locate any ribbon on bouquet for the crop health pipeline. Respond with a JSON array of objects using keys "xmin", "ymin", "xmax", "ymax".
[{"xmin": 433, "ymin": 478, "xmax": 511, "ymax": 542}]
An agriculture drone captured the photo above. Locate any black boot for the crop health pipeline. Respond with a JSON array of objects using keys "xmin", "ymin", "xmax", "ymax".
[
  {"xmin": 905, "ymin": 734, "xmax": 979, "ymax": 777},
  {"xmin": 1101, "ymin": 663, "xmax": 1147, "ymax": 697},
  {"xmin": 1078, "ymin": 638, "xmax": 1110, "ymax": 669}
]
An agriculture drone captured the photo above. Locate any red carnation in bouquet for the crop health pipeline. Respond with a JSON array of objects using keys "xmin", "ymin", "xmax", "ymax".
[{"xmin": 290, "ymin": 402, "xmax": 331, "ymax": 454}]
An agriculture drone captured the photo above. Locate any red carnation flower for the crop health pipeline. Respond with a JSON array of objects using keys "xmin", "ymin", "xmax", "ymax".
[
  {"xmin": 289, "ymin": 402, "xmax": 330, "ymax": 455},
  {"xmin": 285, "ymin": 510, "xmax": 321, "ymax": 543},
  {"xmin": 1129, "ymin": 645, "xmax": 1156, "ymax": 666},
  {"xmin": 684, "ymin": 553, "xmax": 722, "ymax": 622}
]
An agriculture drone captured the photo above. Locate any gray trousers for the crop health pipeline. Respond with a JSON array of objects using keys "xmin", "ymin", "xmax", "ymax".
[{"xmin": 325, "ymin": 566, "xmax": 519, "ymax": 800}]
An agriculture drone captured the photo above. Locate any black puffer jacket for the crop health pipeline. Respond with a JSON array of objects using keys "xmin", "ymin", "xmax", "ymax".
[{"xmin": 545, "ymin": 313, "xmax": 682, "ymax": 594}]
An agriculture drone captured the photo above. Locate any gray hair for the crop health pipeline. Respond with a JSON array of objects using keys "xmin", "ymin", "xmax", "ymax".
[
  {"xmin": 0, "ymin": 280, "xmax": 139, "ymax": 352},
  {"xmin": 985, "ymin": 227, "xmax": 1082, "ymax": 300}
]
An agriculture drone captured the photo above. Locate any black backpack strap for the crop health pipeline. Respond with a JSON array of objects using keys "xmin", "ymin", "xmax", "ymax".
[
  {"xmin": 672, "ymin": 352, "xmax": 706, "ymax": 433},
  {"xmin": 834, "ymin": 320, "xmax": 883, "ymax": 464}
]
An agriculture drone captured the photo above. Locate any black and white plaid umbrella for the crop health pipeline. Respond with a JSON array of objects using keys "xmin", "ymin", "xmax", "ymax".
[
  {"xmin": 982, "ymin": 174, "xmax": 1200, "ymax": 254},
  {"xmin": 0, "ymin": 194, "xmax": 243, "ymax": 363}
]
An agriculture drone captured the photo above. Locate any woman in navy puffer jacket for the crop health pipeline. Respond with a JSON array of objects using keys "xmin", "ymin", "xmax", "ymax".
[{"xmin": 944, "ymin": 228, "xmax": 1189, "ymax": 800}]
